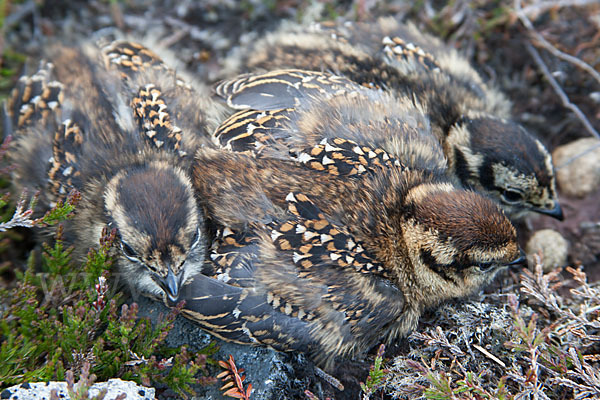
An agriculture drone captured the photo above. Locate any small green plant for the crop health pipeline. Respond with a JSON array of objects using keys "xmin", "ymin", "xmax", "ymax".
[
  {"xmin": 50, "ymin": 362, "xmax": 112, "ymax": 400},
  {"xmin": 360, "ymin": 344, "xmax": 388, "ymax": 398},
  {"xmin": 421, "ymin": 369, "xmax": 509, "ymax": 400},
  {"xmin": 0, "ymin": 199, "xmax": 216, "ymax": 398}
]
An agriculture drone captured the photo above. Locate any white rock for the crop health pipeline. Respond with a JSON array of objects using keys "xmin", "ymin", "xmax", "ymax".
[
  {"xmin": 553, "ymin": 137, "xmax": 600, "ymax": 198},
  {"xmin": 526, "ymin": 229, "xmax": 569, "ymax": 272},
  {"xmin": 0, "ymin": 379, "xmax": 155, "ymax": 400}
]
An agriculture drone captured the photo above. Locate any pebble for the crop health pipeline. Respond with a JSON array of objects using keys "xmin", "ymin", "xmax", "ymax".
[
  {"xmin": 552, "ymin": 137, "xmax": 600, "ymax": 198},
  {"xmin": 526, "ymin": 229, "xmax": 569, "ymax": 272}
]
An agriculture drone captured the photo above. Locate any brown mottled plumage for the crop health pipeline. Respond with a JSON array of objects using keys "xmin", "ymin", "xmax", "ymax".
[
  {"xmin": 5, "ymin": 41, "xmax": 226, "ymax": 301},
  {"xmin": 213, "ymin": 69, "xmax": 446, "ymax": 173},
  {"xmin": 178, "ymin": 69, "xmax": 523, "ymax": 366},
  {"xmin": 183, "ymin": 141, "xmax": 523, "ymax": 368},
  {"xmin": 222, "ymin": 18, "xmax": 562, "ymax": 220}
]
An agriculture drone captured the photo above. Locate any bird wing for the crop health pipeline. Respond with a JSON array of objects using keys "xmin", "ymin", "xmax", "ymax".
[
  {"xmin": 269, "ymin": 190, "xmax": 389, "ymax": 279},
  {"xmin": 180, "ymin": 268, "xmax": 318, "ymax": 351},
  {"xmin": 4, "ymin": 63, "xmax": 63, "ymax": 135},
  {"xmin": 101, "ymin": 40, "xmax": 224, "ymax": 154},
  {"xmin": 213, "ymin": 68, "xmax": 445, "ymax": 174},
  {"xmin": 259, "ymin": 190, "xmax": 405, "ymax": 361},
  {"xmin": 214, "ymin": 69, "xmax": 361, "ymax": 110},
  {"xmin": 48, "ymin": 119, "xmax": 85, "ymax": 199},
  {"xmin": 186, "ymin": 188, "xmax": 404, "ymax": 358},
  {"xmin": 215, "ymin": 104, "xmax": 409, "ymax": 176},
  {"xmin": 213, "ymin": 108, "xmax": 293, "ymax": 153},
  {"xmin": 294, "ymin": 137, "xmax": 406, "ymax": 177}
]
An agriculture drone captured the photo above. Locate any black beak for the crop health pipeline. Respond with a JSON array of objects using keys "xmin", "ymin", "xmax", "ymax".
[
  {"xmin": 508, "ymin": 248, "xmax": 527, "ymax": 268},
  {"xmin": 534, "ymin": 202, "xmax": 564, "ymax": 221},
  {"xmin": 155, "ymin": 267, "xmax": 183, "ymax": 305}
]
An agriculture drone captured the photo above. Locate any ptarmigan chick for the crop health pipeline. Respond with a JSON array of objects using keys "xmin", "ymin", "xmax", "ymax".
[
  {"xmin": 178, "ymin": 79, "xmax": 524, "ymax": 367},
  {"xmin": 183, "ymin": 144, "xmax": 523, "ymax": 368},
  {"xmin": 5, "ymin": 41, "xmax": 226, "ymax": 302}
]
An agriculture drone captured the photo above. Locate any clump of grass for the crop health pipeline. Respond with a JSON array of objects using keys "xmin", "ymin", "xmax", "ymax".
[{"xmin": 385, "ymin": 258, "xmax": 600, "ymax": 399}]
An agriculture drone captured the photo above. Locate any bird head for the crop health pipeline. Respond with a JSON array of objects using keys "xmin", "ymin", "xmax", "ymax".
[
  {"xmin": 103, "ymin": 160, "xmax": 204, "ymax": 303},
  {"xmin": 401, "ymin": 182, "xmax": 523, "ymax": 306},
  {"xmin": 445, "ymin": 114, "xmax": 562, "ymax": 220}
]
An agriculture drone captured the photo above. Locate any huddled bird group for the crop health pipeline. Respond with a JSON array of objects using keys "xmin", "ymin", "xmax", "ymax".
[{"xmin": 5, "ymin": 17, "xmax": 562, "ymax": 369}]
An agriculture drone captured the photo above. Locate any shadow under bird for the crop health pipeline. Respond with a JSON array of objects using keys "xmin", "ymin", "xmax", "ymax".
[
  {"xmin": 180, "ymin": 78, "xmax": 526, "ymax": 368},
  {"xmin": 5, "ymin": 40, "xmax": 226, "ymax": 302},
  {"xmin": 224, "ymin": 17, "xmax": 563, "ymax": 221}
]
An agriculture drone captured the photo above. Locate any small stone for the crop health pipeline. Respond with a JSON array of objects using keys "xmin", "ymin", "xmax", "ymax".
[
  {"xmin": 526, "ymin": 229, "xmax": 569, "ymax": 272},
  {"xmin": 553, "ymin": 137, "xmax": 600, "ymax": 198}
]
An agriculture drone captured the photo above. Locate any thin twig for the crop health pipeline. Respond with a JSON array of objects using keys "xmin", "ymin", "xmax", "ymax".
[
  {"xmin": 515, "ymin": 0, "xmax": 600, "ymax": 87},
  {"xmin": 556, "ymin": 142, "xmax": 600, "ymax": 170},
  {"xmin": 519, "ymin": 0, "xmax": 600, "ymax": 19},
  {"xmin": 472, "ymin": 344, "xmax": 507, "ymax": 368},
  {"xmin": 514, "ymin": 0, "xmax": 600, "ymax": 140},
  {"xmin": 525, "ymin": 43, "xmax": 600, "ymax": 140},
  {"xmin": 4, "ymin": 0, "xmax": 36, "ymax": 29},
  {"xmin": 157, "ymin": 29, "xmax": 189, "ymax": 49}
]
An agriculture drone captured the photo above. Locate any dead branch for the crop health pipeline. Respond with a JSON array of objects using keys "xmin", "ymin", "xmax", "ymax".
[
  {"xmin": 525, "ymin": 42, "xmax": 600, "ymax": 140},
  {"xmin": 519, "ymin": 0, "xmax": 600, "ymax": 20},
  {"xmin": 513, "ymin": 0, "xmax": 600, "ymax": 140},
  {"xmin": 515, "ymin": 1, "xmax": 600, "ymax": 87}
]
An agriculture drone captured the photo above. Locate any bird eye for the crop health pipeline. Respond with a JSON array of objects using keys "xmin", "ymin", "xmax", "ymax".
[
  {"xmin": 121, "ymin": 241, "xmax": 139, "ymax": 261},
  {"xmin": 501, "ymin": 189, "xmax": 524, "ymax": 204},
  {"xmin": 477, "ymin": 262, "xmax": 494, "ymax": 271}
]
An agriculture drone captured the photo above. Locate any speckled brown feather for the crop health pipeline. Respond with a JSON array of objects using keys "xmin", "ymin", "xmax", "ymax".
[
  {"xmin": 183, "ymin": 141, "xmax": 520, "ymax": 367},
  {"xmin": 5, "ymin": 63, "xmax": 63, "ymax": 131},
  {"xmin": 48, "ymin": 119, "xmax": 84, "ymax": 198},
  {"xmin": 132, "ymin": 84, "xmax": 185, "ymax": 153},
  {"xmin": 102, "ymin": 41, "xmax": 167, "ymax": 80},
  {"xmin": 214, "ymin": 69, "xmax": 446, "ymax": 174},
  {"xmin": 223, "ymin": 19, "xmax": 562, "ymax": 220}
]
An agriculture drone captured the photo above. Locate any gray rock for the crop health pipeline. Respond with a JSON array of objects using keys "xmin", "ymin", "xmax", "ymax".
[
  {"xmin": 553, "ymin": 137, "xmax": 600, "ymax": 198},
  {"xmin": 134, "ymin": 296, "xmax": 299, "ymax": 400},
  {"xmin": 526, "ymin": 229, "xmax": 569, "ymax": 272},
  {"xmin": 0, "ymin": 379, "xmax": 154, "ymax": 400}
]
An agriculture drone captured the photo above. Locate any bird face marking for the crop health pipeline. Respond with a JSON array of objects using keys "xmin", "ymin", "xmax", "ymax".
[
  {"xmin": 448, "ymin": 116, "xmax": 561, "ymax": 219},
  {"xmin": 490, "ymin": 162, "xmax": 561, "ymax": 219},
  {"xmin": 404, "ymin": 187, "xmax": 520, "ymax": 303},
  {"xmin": 104, "ymin": 161, "xmax": 204, "ymax": 301}
]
